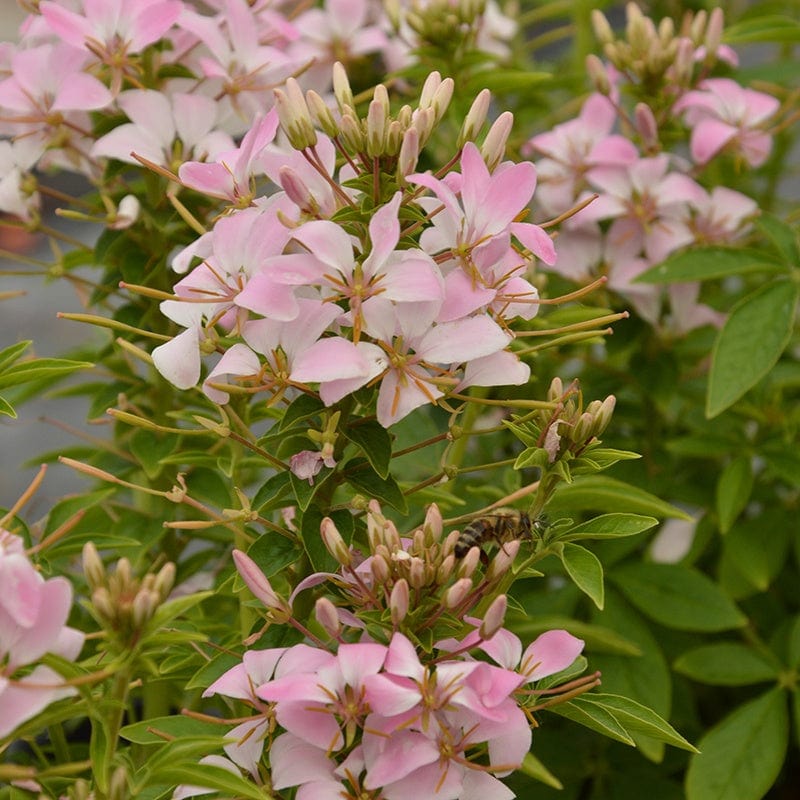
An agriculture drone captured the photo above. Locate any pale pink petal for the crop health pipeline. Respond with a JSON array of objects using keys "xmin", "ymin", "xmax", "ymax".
[
  {"xmin": 689, "ymin": 118, "xmax": 737, "ymax": 164},
  {"xmin": 0, "ymin": 665, "xmax": 76, "ymax": 739},
  {"xmin": 224, "ymin": 718, "xmax": 269, "ymax": 775},
  {"xmin": 203, "ymin": 344, "xmax": 261, "ymax": 404},
  {"xmin": 53, "ymin": 73, "xmax": 112, "ymax": 112},
  {"xmin": 152, "ymin": 326, "xmax": 201, "ymax": 389},
  {"xmin": 337, "ymin": 643, "xmax": 388, "ymax": 687},
  {"xmin": 460, "ymin": 769, "xmax": 516, "ymax": 800},
  {"xmin": 418, "ymin": 317, "xmax": 510, "ymax": 363},
  {"xmin": 364, "ymin": 193, "xmax": 401, "ymax": 273},
  {"xmin": 10, "ymin": 577, "xmax": 72, "ymax": 668},
  {"xmin": 270, "ymin": 733, "xmax": 335, "ymax": 790},
  {"xmin": 376, "ymin": 369, "xmax": 442, "ymax": 427},
  {"xmin": 521, "ymin": 630, "xmax": 584, "ymax": 681},
  {"xmin": 291, "ymin": 338, "xmax": 371, "ymax": 383},
  {"xmin": 363, "ymin": 730, "xmax": 439, "ymax": 789}
]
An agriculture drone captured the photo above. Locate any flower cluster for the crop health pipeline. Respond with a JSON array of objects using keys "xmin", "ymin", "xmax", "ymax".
[
  {"xmin": 195, "ymin": 503, "xmax": 588, "ymax": 799},
  {"xmin": 524, "ymin": 4, "xmax": 782, "ymax": 333},
  {"xmin": 150, "ymin": 73, "xmax": 555, "ymax": 428},
  {"xmin": 0, "ymin": 528, "xmax": 83, "ymax": 739}
]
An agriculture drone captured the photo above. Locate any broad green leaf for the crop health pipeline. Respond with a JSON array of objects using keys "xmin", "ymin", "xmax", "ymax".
[
  {"xmin": 723, "ymin": 512, "xmax": 790, "ymax": 593},
  {"xmin": 549, "ymin": 696, "xmax": 635, "ymax": 746},
  {"xmin": 519, "ymin": 752, "xmax": 563, "ymax": 789},
  {"xmin": 724, "ymin": 14, "xmax": 800, "ymax": 44},
  {"xmin": 686, "ymin": 690, "xmax": 789, "ymax": 800},
  {"xmin": 0, "ymin": 357, "xmax": 94, "ymax": 389},
  {"xmin": 549, "ymin": 476, "xmax": 692, "ymax": 520},
  {"xmin": 561, "ymin": 513, "xmax": 658, "ymax": 541},
  {"xmin": 147, "ymin": 591, "xmax": 212, "ymax": 630},
  {"xmin": 144, "ymin": 763, "xmax": 266, "ymax": 800},
  {"xmin": 278, "ymin": 393, "xmax": 324, "ymax": 431},
  {"xmin": 706, "ymin": 279, "xmax": 798, "ymax": 418},
  {"xmin": 301, "ymin": 505, "xmax": 355, "ymax": 574},
  {"xmin": 129, "ymin": 430, "xmax": 178, "ymax": 480},
  {"xmin": 290, "ymin": 466, "xmax": 333, "ymax": 511},
  {"xmin": 561, "ymin": 543, "xmax": 604, "ymax": 609},
  {"xmin": 252, "ymin": 471, "xmax": 292, "ymax": 511},
  {"xmin": 245, "ymin": 530, "xmax": 302, "ymax": 578},
  {"xmin": 674, "ymin": 643, "xmax": 780, "ymax": 686},
  {"xmin": 761, "ymin": 443, "xmax": 800, "ymax": 486},
  {"xmin": 0, "ymin": 395, "xmax": 16, "ymax": 418},
  {"xmin": 343, "ymin": 419, "xmax": 393, "ymax": 478},
  {"xmin": 756, "ymin": 214, "xmax": 799, "ymax": 264},
  {"xmin": 121, "ymin": 715, "xmax": 223, "ymax": 744},
  {"xmin": 612, "ymin": 563, "xmax": 746, "ymax": 632},
  {"xmin": 715, "ymin": 456, "xmax": 753, "ymax": 534},
  {"xmin": 634, "ymin": 247, "xmax": 785, "ymax": 284},
  {"xmin": 345, "ymin": 457, "xmax": 407, "ymax": 513},
  {"xmin": 789, "ymin": 615, "xmax": 800, "ymax": 668},
  {"xmin": 580, "ymin": 694, "xmax": 697, "ymax": 753}
]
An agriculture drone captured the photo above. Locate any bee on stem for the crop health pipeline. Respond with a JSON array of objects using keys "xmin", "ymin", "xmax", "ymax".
[{"xmin": 453, "ymin": 509, "xmax": 548, "ymax": 559}]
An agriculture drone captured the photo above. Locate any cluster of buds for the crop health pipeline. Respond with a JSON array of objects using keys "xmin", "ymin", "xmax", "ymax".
[
  {"xmin": 405, "ymin": 0, "xmax": 487, "ymax": 46},
  {"xmin": 507, "ymin": 378, "xmax": 616, "ymax": 484},
  {"xmin": 82, "ymin": 543, "xmax": 176, "ymax": 648},
  {"xmin": 589, "ymin": 3, "xmax": 730, "ymax": 95},
  {"xmin": 314, "ymin": 500, "xmax": 523, "ymax": 639}
]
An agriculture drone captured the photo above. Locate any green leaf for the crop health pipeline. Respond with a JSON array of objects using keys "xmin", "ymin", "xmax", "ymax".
[
  {"xmin": 611, "ymin": 563, "xmax": 746, "ymax": 632},
  {"xmin": 674, "ymin": 643, "xmax": 780, "ymax": 686},
  {"xmin": 0, "ymin": 340, "xmax": 31, "ymax": 373},
  {"xmin": 146, "ymin": 762, "xmax": 266, "ymax": 800},
  {"xmin": 580, "ymin": 694, "xmax": 697, "ymax": 753},
  {"xmin": 723, "ymin": 512, "xmax": 790, "ymax": 593},
  {"xmin": 0, "ymin": 395, "xmax": 16, "ymax": 418},
  {"xmin": 290, "ymin": 467, "xmax": 333, "ymax": 511},
  {"xmin": 252, "ymin": 471, "xmax": 292, "ymax": 511},
  {"xmin": 634, "ymin": 248, "xmax": 785, "ymax": 284},
  {"xmin": 245, "ymin": 531, "xmax": 302, "ymax": 578},
  {"xmin": 724, "ymin": 14, "xmax": 800, "ymax": 44},
  {"xmin": 706, "ymin": 279, "xmax": 798, "ymax": 418},
  {"xmin": 686, "ymin": 690, "xmax": 789, "ymax": 800},
  {"xmin": 519, "ymin": 752, "xmax": 563, "ymax": 789},
  {"xmin": 343, "ymin": 420, "xmax": 393, "ymax": 479},
  {"xmin": 561, "ymin": 513, "xmax": 658, "ymax": 542},
  {"xmin": 344, "ymin": 457, "xmax": 407, "ymax": 513},
  {"xmin": 121, "ymin": 715, "xmax": 223, "ymax": 744},
  {"xmin": 561, "ymin": 543, "xmax": 604, "ymax": 609},
  {"xmin": 549, "ymin": 476, "xmax": 692, "ymax": 520},
  {"xmin": 129, "ymin": 430, "xmax": 178, "ymax": 480},
  {"xmin": 0, "ymin": 357, "xmax": 94, "ymax": 390},
  {"xmin": 715, "ymin": 456, "xmax": 753, "ymax": 534},
  {"xmin": 278, "ymin": 393, "xmax": 324, "ymax": 431},
  {"xmin": 550, "ymin": 696, "xmax": 635, "ymax": 746},
  {"xmin": 756, "ymin": 214, "xmax": 800, "ymax": 264}
]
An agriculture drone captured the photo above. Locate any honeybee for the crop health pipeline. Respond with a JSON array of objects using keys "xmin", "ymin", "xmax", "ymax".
[{"xmin": 454, "ymin": 509, "xmax": 545, "ymax": 558}]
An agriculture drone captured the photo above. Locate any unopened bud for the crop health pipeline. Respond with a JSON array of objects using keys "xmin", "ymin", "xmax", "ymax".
[
  {"xmin": 457, "ymin": 545, "xmax": 480, "ymax": 579},
  {"xmin": 411, "ymin": 107, "xmax": 435, "ymax": 147},
  {"xmin": 332, "ymin": 62, "xmax": 355, "ymax": 113},
  {"xmin": 704, "ymin": 8, "xmax": 723, "ymax": 56},
  {"xmin": 385, "ymin": 119, "xmax": 404, "ymax": 156},
  {"xmin": 485, "ymin": 539, "xmax": 520, "ymax": 581},
  {"xmin": 110, "ymin": 194, "xmax": 140, "ymax": 230},
  {"xmin": 274, "ymin": 79, "xmax": 317, "ymax": 150},
  {"xmin": 423, "ymin": 503, "xmax": 443, "ymax": 542},
  {"xmin": 114, "ymin": 557, "xmax": 132, "ymax": 589},
  {"xmin": 154, "ymin": 562, "xmax": 176, "ymax": 601},
  {"xmin": 390, "ymin": 579, "xmax": 409, "ymax": 625},
  {"xmin": 672, "ymin": 37, "xmax": 695, "ymax": 84},
  {"xmin": 689, "ymin": 9, "xmax": 707, "ymax": 44},
  {"xmin": 591, "ymin": 9, "xmax": 614, "ymax": 45},
  {"xmin": 657, "ymin": 16, "xmax": 674, "ymax": 46},
  {"xmin": 571, "ymin": 411, "xmax": 595, "ymax": 444},
  {"xmin": 397, "ymin": 127, "xmax": 420, "ymax": 183},
  {"xmin": 480, "ymin": 111, "xmax": 513, "ymax": 171},
  {"xmin": 315, "ymin": 597, "xmax": 341, "ymax": 638},
  {"xmin": 593, "ymin": 394, "xmax": 616, "ymax": 436},
  {"xmin": 445, "ymin": 577, "xmax": 473, "ymax": 609},
  {"xmin": 92, "ymin": 587, "xmax": 114, "ymax": 622},
  {"xmin": 82, "ymin": 542, "xmax": 106, "ymax": 590},
  {"xmin": 131, "ymin": 588, "xmax": 158, "ymax": 628},
  {"xmin": 458, "ymin": 88, "xmax": 491, "ymax": 147},
  {"xmin": 232, "ymin": 549, "xmax": 287, "ymax": 612},
  {"xmin": 321, "ymin": 517, "xmax": 352, "ymax": 567},
  {"xmin": 366, "ymin": 98, "xmax": 387, "ymax": 157},
  {"xmin": 371, "ymin": 553, "xmax": 390, "ymax": 584},
  {"xmin": 306, "ymin": 90, "xmax": 339, "ymax": 138},
  {"xmin": 408, "ymin": 557, "xmax": 425, "ymax": 589},
  {"xmin": 479, "ymin": 594, "xmax": 507, "ymax": 639},
  {"xmin": 419, "ymin": 71, "xmax": 443, "ymax": 110},
  {"xmin": 279, "ymin": 166, "xmax": 316, "ymax": 213},
  {"xmin": 586, "ymin": 54, "xmax": 611, "ymax": 95},
  {"xmin": 437, "ymin": 553, "xmax": 456, "ymax": 584},
  {"xmin": 430, "ymin": 78, "xmax": 454, "ymax": 124},
  {"xmin": 634, "ymin": 102, "xmax": 659, "ymax": 151}
]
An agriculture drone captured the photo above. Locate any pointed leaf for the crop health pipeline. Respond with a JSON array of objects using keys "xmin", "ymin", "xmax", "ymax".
[
  {"xmin": 520, "ymin": 752, "xmax": 563, "ymax": 789},
  {"xmin": 561, "ymin": 513, "xmax": 658, "ymax": 541},
  {"xmin": 635, "ymin": 247, "xmax": 785, "ymax": 284},
  {"xmin": 612, "ymin": 563, "xmax": 746, "ymax": 632},
  {"xmin": 0, "ymin": 357, "xmax": 94, "ymax": 389},
  {"xmin": 707, "ymin": 279, "xmax": 798, "ymax": 418},
  {"xmin": 715, "ymin": 455, "xmax": 753, "ymax": 534},
  {"xmin": 561, "ymin": 543, "xmax": 604, "ymax": 609},
  {"xmin": 549, "ymin": 697, "xmax": 634, "ymax": 746},
  {"xmin": 344, "ymin": 457, "xmax": 407, "ymax": 513},
  {"xmin": 0, "ymin": 339, "xmax": 31, "ymax": 373},
  {"xmin": 674, "ymin": 643, "xmax": 780, "ymax": 686},
  {"xmin": 343, "ymin": 420, "xmax": 392, "ymax": 479},
  {"xmin": 686, "ymin": 690, "xmax": 789, "ymax": 800},
  {"xmin": 0, "ymin": 395, "xmax": 16, "ymax": 418}
]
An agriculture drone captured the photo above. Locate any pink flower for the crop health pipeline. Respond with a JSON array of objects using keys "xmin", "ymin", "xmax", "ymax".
[
  {"xmin": 674, "ymin": 78, "xmax": 780, "ymax": 167},
  {"xmin": 0, "ymin": 530, "xmax": 84, "ymax": 739},
  {"xmin": 92, "ymin": 89, "xmax": 233, "ymax": 168}
]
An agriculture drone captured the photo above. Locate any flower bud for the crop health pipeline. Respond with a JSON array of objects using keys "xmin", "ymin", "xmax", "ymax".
[
  {"xmin": 458, "ymin": 88, "xmax": 491, "ymax": 147},
  {"xmin": 591, "ymin": 9, "xmax": 614, "ymax": 45},
  {"xmin": 390, "ymin": 578, "xmax": 409, "ymax": 625},
  {"xmin": 657, "ymin": 15, "xmax": 674, "ymax": 47},
  {"xmin": 408, "ymin": 557, "xmax": 426, "ymax": 589},
  {"xmin": 397, "ymin": 126, "xmax": 420, "ymax": 183},
  {"xmin": 437, "ymin": 553, "xmax": 456, "ymax": 584},
  {"xmin": 321, "ymin": 517, "xmax": 352, "ymax": 567},
  {"xmin": 92, "ymin": 586, "xmax": 115, "ymax": 622},
  {"xmin": 593, "ymin": 394, "xmax": 616, "ymax": 436},
  {"xmin": 586, "ymin": 54, "xmax": 611, "ymax": 95},
  {"xmin": 115, "ymin": 557, "xmax": 132, "ymax": 588},
  {"xmin": 485, "ymin": 539, "xmax": 520, "ymax": 581},
  {"xmin": 431, "ymin": 78, "xmax": 454, "ymax": 124},
  {"xmin": 419, "ymin": 71, "xmax": 442, "ymax": 110},
  {"xmin": 154, "ymin": 562, "xmax": 176, "ymax": 601},
  {"xmin": 82, "ymin": 542, "xmax": 106, "ymax": 590},
  {"xmin": 445, "ymin": 577, "xmax": 473, "ymax": 609},
  {"xmin": 634, "ymin": 102, "xmax": 659, "ymax": 151},
  {"xmin": 457, "ymin": 545, "xmax": 480, "ymax": 579},
  {"xmin": 547, "ymin": 376, "xmax": 564, "ymax": 403},
  {"xmin": 366, "ymin": 99, "xmax": 387, "ymax": 158},
  {"xmin": 704, "ymin": 8, "xmax": 724, "ymax": 56},
  {"xmin": 672, "ymin": 37, "xmax": 695, "ymax": 84},
  {"xmin": 480, "ymin": 111, "xmax": 513, "ymax": 171},
  {"xmin": 371, "ymin": 553, "xmax": 390, "ymax": 584},
  {"xmin": 232, "ymin": 549, "xmax": 287, "ymax": 613},
  {"xmin": 306, "ymin": 89, "xmax": 340, "ymax": 138},
  {"xmin": 332, "ymin": 62, "xmax": 355, "ymax": 113},
  {"xmin": 423, "ymin": 503, "xmax": 443, "ymax": 542},
  {"xmin": 315, "ymin": 597, "xmax": 341, "ymax": 638},
  {"xmin": 131, "ymin": 587, "xmax": 158, "ymax": 628},
  {"xmin": 479, "ymin": 594, "xmax": 507, "ymax": 640},
  {"xmin": 689, "ymin": 9, "xmax": 707, "ymax": 44},
  {"xmin": 385, "ymin": 119, "xmax": 404, "ymax": 157},
  {"xmin": 279, "ymin": 166, "xmax": 317, "ymax": 214},
  {"xmin": 571, "ymin": 411, "xmax": 595, "ymax": 445},
  {"xmin": 110, "ymin": 194, "xmax": 140, "ymax": 230},
  {"xmin": 274, "ymin": 79, "xmax": 317, "ymax": 150}
]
